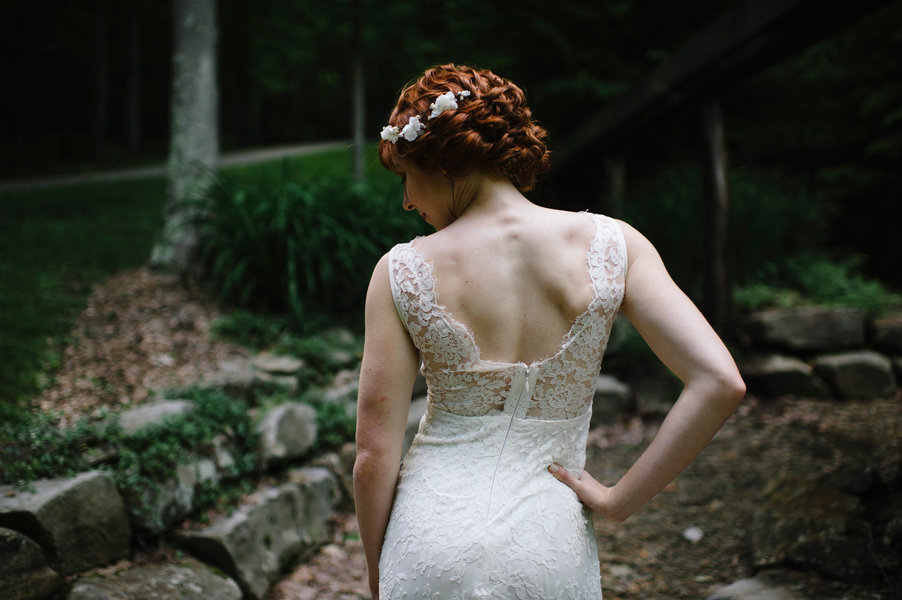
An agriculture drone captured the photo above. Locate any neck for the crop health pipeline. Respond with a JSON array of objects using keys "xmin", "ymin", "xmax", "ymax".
[{"xmin": 450, "ymin": 172, "xmax": 530, "ymax": 221}]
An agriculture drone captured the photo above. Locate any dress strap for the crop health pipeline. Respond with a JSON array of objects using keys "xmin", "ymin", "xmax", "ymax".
[{"xmin": 587, "ymin": 214, "xmax": 628, "ymax": 305}]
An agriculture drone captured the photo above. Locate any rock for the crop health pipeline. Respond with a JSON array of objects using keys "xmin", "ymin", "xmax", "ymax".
[
  {"xmin": 287, "ymin": 467, "xmax": 341, "ymax": 545},
  {"xmin": 812, "ymin": 351, "xmax": 896, "ymax": 399},
  {"xmin": 0, "ymin": 527, "xmax": 64, "ymax": 600},
  {"xmin": 706, "ymin": 574, "xmax": 803, "ymax": 600},
  {"xmin": 117, "ymin": 400, "xmax": 194, "ymax": 436},
  {"xmin": 873, "ymin": 314, "xmax": 902, "ymax": 354},
  {"xmin": 742, "ymin": 307, "xmax": 865, "ymax": 352},
  {"xmin": 321, "ymin": 369, "xmax": 359, "ymax": 404},
  {"xmin": 67, "ymin": 556, "xmax": 241, "ymax": 600},
  {"xmin": 256, "ymin": 402, "xmax": 318, "ymax": 466},
  {"xmin": 0, "ymin": 471, "xmax": 131, "ymax": 575},
  {"xmin": 404, "ymin": 396, "xmax": 428, "ymax": 455},
  {"xmin": 178, "ymin": 481, "xmax": 335, "ymax": 599},
  {"xmin": 591, "ymin": 375, "xmax": 634, "ymax": 426},
  {"xmin": 204, "ymin": 358, "xmax": 295, "ymax": 401},
  {"xmin": 124, "ymin": 456, "xmax": 220, "ymax": 535},
  {"xmin": 741, "ymin": 354, "xmax": 831, "ymax": 397},
  {"xmin": 412, "ymin": 372, "xmax": 428, "ymax": 398},
  {"xmin": 750, "ymin": 475, "xmax": 876, "ymax": 582},
  {"xmin": 252, "ymin": 354, "xmax": 304, "ymax": 375}
]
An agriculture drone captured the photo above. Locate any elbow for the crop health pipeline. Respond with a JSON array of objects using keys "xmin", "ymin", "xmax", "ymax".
[{"xmin": 719, "ymin": 369, "xmax": 746, "ymax": 409}]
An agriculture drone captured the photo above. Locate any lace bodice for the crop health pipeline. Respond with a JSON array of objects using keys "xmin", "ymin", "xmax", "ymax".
[{"xmin": 388, "ymin": 213, "xmax": 627, "ymax": 420}]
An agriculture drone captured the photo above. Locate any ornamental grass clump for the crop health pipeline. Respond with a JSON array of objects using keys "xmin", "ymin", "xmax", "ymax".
[{"xmin": 202, "ymin": 174, "xmax": 426, "ymax": 332}]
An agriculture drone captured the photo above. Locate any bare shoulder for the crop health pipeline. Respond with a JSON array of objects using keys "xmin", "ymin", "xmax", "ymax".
[{"xmin": 612, "ymin": 219, "xmax": 660, "ymax": 270}]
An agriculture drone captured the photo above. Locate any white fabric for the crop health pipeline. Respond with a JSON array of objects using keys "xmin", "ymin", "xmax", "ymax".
[{"xmin": 381, "ymin": 213, "xmax": 627, "ymax": 599}]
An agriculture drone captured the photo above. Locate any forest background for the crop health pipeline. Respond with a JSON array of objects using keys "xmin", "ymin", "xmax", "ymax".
[{"xmin": 1, "ymin": 0, "xmax": 901, "ymax": 417}]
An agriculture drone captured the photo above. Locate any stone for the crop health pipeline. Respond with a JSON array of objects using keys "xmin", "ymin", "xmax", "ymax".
[
  {"xmin": 252, "ymin": 354, "xmax": 304, "ymax": 375},
  {"xmin": 204, "ymin": 357, "xmax": 295, "ymax": 401},
  {"xmin": 124, "ymin": 456, "xmax": 220, "ymax": 535},
  {"xmin": 741, "ymin": 354, "xmax": 831, "ymax": 397},
  {"xmin": 287, "ymin": 467, "xmax": 341, "ymax": 545},
  {"xmin": 706, "ymin": 574, "xmax": 803, "ymax": 600},
  {"xmin": 873, "ymin": 314, "xmax": 902, "ymax": 354},
  {"xmin": 0, "ymin": 527, "xmax": 64, "ymax": 600},
  {"xmin": 591, "ymin": 375, "xmax": 634, "ymax": 426},
  {"xmin": 67, "ymin": 556, "xmax": 241, "ymax": 600},
  {"xmin": 178, "ymin": 482, "xmax": 333, "ymax": 599},
  {"xmin": 742, "ymin": 306, "xmax": 866, "ymax": 352},
  {"xmin": 812, "ymin": 351, "xmax": 896, "ymax": 399},
  {"xmin": 256, "ymin": 402, "xmax": 318, "ymax": 466},
  {"xmin": 750, "ymin": 475, "xmax": 876, "ymax": 582},
  {"xmin": 117, "ymin": 399, "xmax": 195, "ymax": 435},
  {"xmin": 404, "ymin": 397, "xmax": 428, "ymax": 455},
  {"xmin": 0, "ymin": 471, "xmax": 131, "ymax": 575}
]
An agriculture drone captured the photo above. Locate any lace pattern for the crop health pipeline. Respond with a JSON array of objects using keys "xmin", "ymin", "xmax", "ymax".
[{"xmin": 388, "ymin": 213, "xmax": 626, "ymax": 420}]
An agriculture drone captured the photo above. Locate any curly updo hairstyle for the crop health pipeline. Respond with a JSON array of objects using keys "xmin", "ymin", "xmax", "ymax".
[{"xmin": 378, "ymin": 64, "xmax": 551, "ymax": 192}]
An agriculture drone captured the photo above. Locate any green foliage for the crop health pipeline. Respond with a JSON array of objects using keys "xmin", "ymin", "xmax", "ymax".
[
  {"xmin": 306, "ymin": 397, "xmax": 357, "ymax": 455},
  {"xmin": 735, "ymin": 252, "xmax": 902, "ymax": 317},
  {"xmin": 0, "ymin": 178, "xmax": 166, "ymax": 418},
  {"xmin": 0, "ymin": 388, "xmax": 258, "ymax": 518},
  {"xmin": 202, "ymin": 168, "xmax": 427, "ymax": 333}
]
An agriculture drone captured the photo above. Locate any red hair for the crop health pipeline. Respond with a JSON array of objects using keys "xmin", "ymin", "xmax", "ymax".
[{"xmin": 378, "ymin": 64, "xmax": 551, "ymax": 192}]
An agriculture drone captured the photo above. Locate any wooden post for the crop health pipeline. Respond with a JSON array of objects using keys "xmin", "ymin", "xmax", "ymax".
[{"xmin": 702, "ymin": 98, "xmax": 729, "ymax": 333}]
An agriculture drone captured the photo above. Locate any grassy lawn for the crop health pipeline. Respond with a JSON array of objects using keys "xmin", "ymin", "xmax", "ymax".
[{"xmin": 0, "ymin": 145, "xmax": 391, "ymax": 420}]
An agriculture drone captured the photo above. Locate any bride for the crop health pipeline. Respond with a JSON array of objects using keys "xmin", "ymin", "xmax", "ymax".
[{"xmin": 354, "ymin": 64, "xmax": 745, "ymax": 599}]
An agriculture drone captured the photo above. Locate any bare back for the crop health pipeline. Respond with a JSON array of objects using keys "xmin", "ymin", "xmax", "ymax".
[{"xmin": 410, "ymin": 205, "xmax": 599, "ymax": 365}]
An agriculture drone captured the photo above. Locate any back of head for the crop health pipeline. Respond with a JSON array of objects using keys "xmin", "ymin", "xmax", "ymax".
[{"xmin": 378, "ymin": 64, "xmax": 551, "ymax": 193}]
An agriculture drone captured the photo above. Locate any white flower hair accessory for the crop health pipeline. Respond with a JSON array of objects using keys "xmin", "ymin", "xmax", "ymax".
[
  {"xmin": 400, "ymin": 115, "xmax": 425, "ymax": 142},
  {"xmin": 380, "ymin": 125, "xmax": 400, "ymax": 143},
  {"xmin": 379, "ymin": 89, "xmax": 472, "ymax": 144}
]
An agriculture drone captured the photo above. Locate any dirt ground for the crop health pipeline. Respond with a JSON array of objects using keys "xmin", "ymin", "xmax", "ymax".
[{"xmin": 38, "ymin": 268, "xmax": 902, "ymax": 599}]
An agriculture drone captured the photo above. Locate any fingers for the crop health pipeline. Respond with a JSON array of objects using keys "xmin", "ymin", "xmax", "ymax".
[{"xmin": 548, "ymin": 463, "xmax": 581, "ymax": 489}]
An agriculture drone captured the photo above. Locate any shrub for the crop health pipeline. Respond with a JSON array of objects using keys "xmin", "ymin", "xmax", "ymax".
[{"xmin": 202, "ymin": 174, "xmax": 427, "ymax": 333}]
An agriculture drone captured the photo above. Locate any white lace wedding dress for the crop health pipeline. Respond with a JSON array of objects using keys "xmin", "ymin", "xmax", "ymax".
[{"xmin": 380, "ymin": 213, "xmax": 627, "ymax": 599}]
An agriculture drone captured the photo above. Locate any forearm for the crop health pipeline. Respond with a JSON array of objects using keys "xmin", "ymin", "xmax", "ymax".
[
  {"xmin": 607, "ymin": 377, "xmax": 743, "ymax": 520},
  {"xmin": 353, "ymin": 450, "xmax": 402, "ymax": 585}
]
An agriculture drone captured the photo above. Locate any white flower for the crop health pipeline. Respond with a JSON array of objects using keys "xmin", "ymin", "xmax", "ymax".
[
  {"xmin": 457, "ymin": 90, "xmax": 471, "ymax": 99},
  {"xmin": 429, "ymin": 91, "xmax": 458, "ymax": 120},
  {"xmin": 400, "ymin": 115, "xmax": 425, "ymax": 141},
  {"xmin": 380, "ymin": 125, "xmax": 400, "ymax": 143}
]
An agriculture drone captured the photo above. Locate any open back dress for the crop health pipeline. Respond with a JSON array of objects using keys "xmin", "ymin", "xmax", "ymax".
[{"xmin": 380, "ymin": 213, "xmax": 627, "ymax": 599}]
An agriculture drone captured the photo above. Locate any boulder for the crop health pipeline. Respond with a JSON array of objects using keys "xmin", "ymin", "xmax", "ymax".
[
  {"xmin": 706, "ymin": 573, "xmax": 803, "ymax": 600},
  {"xmin": 178, "ymin": 480, "xmax": 335, "ymax": 599},
  {"xmin": 750, "ymin": 475, "xmax": 876, "ymax": 582},
  {"xmin": 125, "ymin": 457, "xmax": 219, "ymax": 535},
  {"xmin": 67, "ymin": 556, "xmax": 241, "ymax": 600},
  {"xmin": 117, "ymin": 399, "xmax": 194, "ymax": 436},
  {"xmin": 0, "ymin": 527, "xmax": 64, "ymax": 600},
  {"xmin": 873, "ymin": 314, "xmax": 902, "ymax": 354},
  {"xmin": 256, "ymin": 402, "xmax": 318, "ymax": 466},
  {"xmin": 252, "ymin": 354, "xmax": 304, "ymax": 375},
  {"xmin": 204, "ymin": 357, "xmax": 297, "ymax": 400},
  {"xmin": 0, "ymin": 471, "xmax": 131, "ymax": 575},
  {"xmin": 742, "ymin": 307, "xmax": 865, "ymax": 352},
  {"xmin": 286, "ymin": 467, "xmax": 341, "ymax": 545},
  {"xmin": 404, "ymin": 397, "xmax": 428, "ymax": 455},
  {"xmin": 812, "ymin": 351, "xmax": 896, "ymax": 399},
  {"xmin": 741, "ymin": 354, "xmax": 831, "ymax": 397},
  {"xmin": 591, "ymin": 375, "xmax": 635, "ymax": 426}
]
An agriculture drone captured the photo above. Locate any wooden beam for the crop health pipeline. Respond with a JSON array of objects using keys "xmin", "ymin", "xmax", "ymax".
[{"xmin": 556, "ymin": 0, "xmax": 897, "ymax": 164}]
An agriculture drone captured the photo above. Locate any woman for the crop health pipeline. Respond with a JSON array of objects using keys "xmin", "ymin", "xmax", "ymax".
[{"xmin": 354, "ymin": 64, "xmax": 745, "ymax": 600}]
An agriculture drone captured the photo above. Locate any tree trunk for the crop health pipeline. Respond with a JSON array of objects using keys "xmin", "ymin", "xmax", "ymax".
[
  {"xmin": 351, "ymin": 0, "xmax": 365, "ymax": 181},
  {"xmin": 702, "ymin": 98, "xmax": 730, "ymax": 334},
  {"xmin": 151, "ymin": 0, "xmax": 219, "ymax": 274},
  {"xmin": 92, "ymin": 0, "xmax": 108, "ymax": 157},
  {"xmin": 127, "ymin": 0, "xmax": 141, "ymax": 152}
]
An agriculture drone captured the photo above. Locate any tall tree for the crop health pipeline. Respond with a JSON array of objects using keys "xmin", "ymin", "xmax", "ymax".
[{"xmin": 151, "ymin": 0, "xmax": 218, "ymax": 274}]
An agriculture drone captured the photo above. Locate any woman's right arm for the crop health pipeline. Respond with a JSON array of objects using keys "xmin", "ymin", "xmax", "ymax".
[
  {"xmin": 354, "ymin": 254, "xmax": 419, "ymax": 599},
  {"xmin": 550, "ymin": 221, "xmax": 745, "ymax": 521}
]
